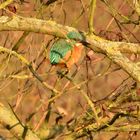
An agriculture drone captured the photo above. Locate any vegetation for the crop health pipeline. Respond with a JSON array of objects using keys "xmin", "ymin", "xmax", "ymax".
[{"xmin": 0, "ymin": 0, "xmax": 140, "ymax": 139}]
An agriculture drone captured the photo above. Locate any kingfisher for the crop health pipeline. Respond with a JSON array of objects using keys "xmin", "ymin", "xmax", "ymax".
[{"xmin": 49, "ymin": 39, "xmax": 85, "ymax": 73}]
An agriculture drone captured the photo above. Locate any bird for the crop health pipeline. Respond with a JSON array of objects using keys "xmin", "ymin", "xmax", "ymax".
[{"xmin": 49, "ymin": 39, "xmax": 85, "ymax": 73}]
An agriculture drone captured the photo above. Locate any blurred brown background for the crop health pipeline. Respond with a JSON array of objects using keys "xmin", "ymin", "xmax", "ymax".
[{"xmin": 0, "ymin": 0, "xmax": 140, "ymax": 139}]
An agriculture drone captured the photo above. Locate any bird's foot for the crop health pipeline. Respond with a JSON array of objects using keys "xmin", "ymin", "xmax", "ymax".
[{"xmin": 56, "ymin": 69, "xmax": 68, "ymax": 78}]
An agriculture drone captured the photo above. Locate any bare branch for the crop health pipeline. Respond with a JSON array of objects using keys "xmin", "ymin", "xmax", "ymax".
[
  {"xmin": 88, "ymin": 0, "xmax": 96, "ymax": 33},
  {"xmin": 0, "ymin": 103, "xmax": 40, "ymax": 140},
  {"xmin": 0, "ymin": 0, "xmax": 13, "ymax": 10},
  {"xmin": 0, "ymin": 15, "xmax": 140, "ymax": 83}
]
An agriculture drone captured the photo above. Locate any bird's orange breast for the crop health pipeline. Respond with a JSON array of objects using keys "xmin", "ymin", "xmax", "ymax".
[{"xmin": 59, "ymin": 43, "xmax": 85, "ymax": 68}]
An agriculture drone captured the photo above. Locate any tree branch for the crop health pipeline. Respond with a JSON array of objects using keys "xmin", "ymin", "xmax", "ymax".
[
  {"xmin": 0, "ymin": 0, "xmax": 13, "ymax": 10},
  {"xmin": 0, "ymin": 103, "xmax": 40, "ymax": 140},
  {"xmin": 88, "ymin": 0, "xmax": 96, "ymax": 33},
  {"xmin": 67, "ymin": 112, "xmax": 139, "ymax": 139},
  {"xmin": 0, "ymin": 15, "xmax": 140, "ymax": 83},
  {"xmin": 0, "ymin": 46, "xmax": 61, "ymax": 94}
]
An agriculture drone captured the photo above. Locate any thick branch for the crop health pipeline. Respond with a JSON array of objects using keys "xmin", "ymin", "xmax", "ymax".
[
  {"xmin": 0, "ymin": 15, "xmax": 140, "ymax": 83},
  {"xmin": 0, "ymin": 15, "xmax": 139, "ymax": 52},
  {"xmin": 88, "ymin": 35, "xmax": 140, "ymax": 82},
  {"xmin": 0, "ymin": 15, "xmax": 139, "ymax": 54}
]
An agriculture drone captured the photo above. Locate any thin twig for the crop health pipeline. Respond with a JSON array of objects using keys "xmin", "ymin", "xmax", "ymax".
[
  {"xmin": 88, "ymin": 0, "xmax": 96, "ymax": 34},
  {"xmin": 0, "ymin": 46, "xmax": 61, "ymax": 94},
  {"xmin": 57, "ymin": 71, "xmax": 100, "ymax": 125}
]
